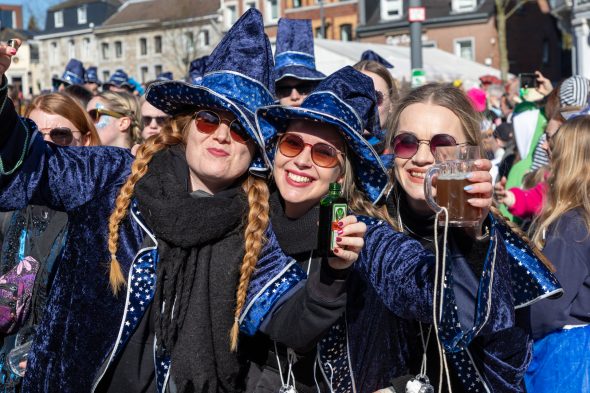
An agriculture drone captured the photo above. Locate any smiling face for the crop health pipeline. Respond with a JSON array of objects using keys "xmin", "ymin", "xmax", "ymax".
[
  {"xmin": 184, "ymin": 109, "xmax": 255, "ymax": 194},
  {"xmin": 273, "ymin": 120, "xmax": 345, "ymax": 218},
  {"xmin": 394, "ymin": 102, "xmax": 467, "ymax": 214}
]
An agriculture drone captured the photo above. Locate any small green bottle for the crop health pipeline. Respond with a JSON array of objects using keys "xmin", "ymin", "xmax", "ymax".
[{"xmin": 318, "ymin": 183, "xmax": 348, "ymax": 258}]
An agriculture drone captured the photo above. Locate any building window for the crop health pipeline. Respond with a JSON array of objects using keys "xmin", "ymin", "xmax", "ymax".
[
  {"xmin": 154, "ymin": 36, "xmax": 162, "ymax": 54},
  {"xmin": 315, "ymin": 26, "xmax": 323, "ymax": 39},
  {"xmin": 454, "ymin": 38, "xmax": 475, "ymax": 61},
  {"xmin": 102, "ymin": 42, "xmax": 110, "ymax": 60},
  {"xmin": 115, "ymin": 41, "xmax": 123, "ymax": 58},
  {"xmin": 77, "ymin": 5, "xmax": 87, "ymax": 24},
  {"xmin": 0, "ymin": 10, "xmax": 15, "ymax": 29},
  {"xmin": 380, "ymin": 0, "xmax": 403, "ymax": 20},
  {"xmin": 198, "ymin": 30, "xmax": 210, "ymax": 47},
  {"xmin": 139, "ymin": 38, "xmax": 147, "ymax": 56},
  {"xmin": 154, "ymin": 65, "xmax": 163, "ymax": 76},
  {"xmin": 184, "ymin": 31, "xmax": 194, "ymax": 53},
  {"xmin": 140, "ymin": 66, "xmax": 149, "ymax": 83},
  {"xmin": 68, "ymin": 39, "xmax": 76, "ymax": 59},
  {"xmin": 225, "ymin": 4, "xmax": 237, "ymax": 28},
  {"xmin": 54, "ymin": 10, "xmax": 64, "ymax": 28},
  {"xmin": 102, "ymin": 70, "xmax": 110, "ymax": 82},
  {"xmin": 265, "ymin": 0, "xmax": 279, "ymax": 22},
  {"xmin": 82, "ymin": 37, "xmax": 91, "ymax": 60},
  {"xmin": 340, "ymin": 24, "xmax": 352, "ymax": 41},
  {"xmin": 246, "ymin": 0, "xmax": 257, "ymax": 9},
  {"xmin": 452, "ymin": 0, "xmax": 477, "ymax": 13},
  {"xmin": 50, "ymin": 42, "xmax": 58, "ymax": 65},
  {"xmin": 293, "ymin": 0, "xmax": 301, "ymax": 7}
]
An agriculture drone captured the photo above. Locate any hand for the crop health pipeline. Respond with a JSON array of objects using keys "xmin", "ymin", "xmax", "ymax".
[
  {"xmin": 465, "ymin": 159, "xmax": 493, "ymax": 213},
  {"xmin": 493, "ymin": 176, "xmax": 516, "ymax": 207},
  {"xmin": 327, "ymin": 214, "xmax": 366, "ymax": 270},
  {"xmin": 0, "ymin": 39, "xmax": 20, "ymax": 78},
  {"xmin": 535, "ymin": 71, "xmax": 553, "ymax": 97}
]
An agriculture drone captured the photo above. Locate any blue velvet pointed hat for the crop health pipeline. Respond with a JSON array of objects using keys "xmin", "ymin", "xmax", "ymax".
[
  {"xmin": 188, "ymin": 55, "xmax": 209, "ymax": 84},
  {"xmin": 84, "ymin": 66, "xmax": 102, "ymax": 85},
  {"xmin": 274, "ymin": 18, "xmax": 325, "ymax": 83},
  {"xmin": 156, "ymin": 71, "xmax": 174, "ymax": 81},
  {"xmin": 103, "ymin": 69, "xmax": 134, "ymax": 90},
  {"xmin": 52, "ymin": 59, "xmax": 85, "ymax": 88},
  {"xmin": 360, "ymin": 50, "xmax": 394, "ymax": 69},
  {"xmin": 146, "ymin": 9, "xmax": 275, "ymax": 174},
  {"xmin": 257, "ymin": 66, "xmax": 389, "ymax": 203}
]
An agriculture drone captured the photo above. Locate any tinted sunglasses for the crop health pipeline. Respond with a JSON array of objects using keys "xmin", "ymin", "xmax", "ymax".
[
  {"xmin": 88, "ymin": 108, "xmax": 126, "ymax": 123},
  {"xmin": 277, "ymin": 133, "xmax": 343, "ymax": 168},
  {"xmin": 276, "ymin": 83, "xmax": 315, "ymax": 99},
  {"xmin": 375, "ymin": 90, "xmax": 384, "ymax": 106},
  {"xmin": 392, "ymin": 133, "xmax": 464, "ymax": 159},
  {"xmin": 38, "ymin": 127, "xmax": 81, "ymax": 146},
  {"xmin": 193, "ymin": 110, "xmax": 250, "ymax": 144},
  {"xmin": 142, "ymin": 115, "xmax": 169, "ymax": 127}
]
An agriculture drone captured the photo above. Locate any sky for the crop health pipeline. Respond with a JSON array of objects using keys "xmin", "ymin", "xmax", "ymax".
[{"xmin": 4, "ymin": 0, "xmax": 63, "ymax": 30}]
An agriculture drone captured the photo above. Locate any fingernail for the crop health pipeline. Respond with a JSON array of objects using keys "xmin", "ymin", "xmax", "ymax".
[
  {"xmin": 464, "ymin": 185, "xmax": 473, "ymax": 191},
  {"xmin": 333, "ymin": 248, "xmax": 339, "ymax": 254},
  {"xmin": 474, "ymin": 160, "xmax": 481, "ymax": 166},
  {"xmin": 336, "ymin": 237, "xmax": 342, "ymax": 242},
  {"xmin": 8, "ymin": 48, "xmax": 16, "ymax": 55},
  {"xmin": 337, "ymin": 229, "xmax": 344, "ymax": 235},
  {"xmin": 337, "ymin": 221, "xmax": 344, "ymax": 228},
  {"xmin": 466, "ymin": 173, "xmax": 473, "ymax": 179}
]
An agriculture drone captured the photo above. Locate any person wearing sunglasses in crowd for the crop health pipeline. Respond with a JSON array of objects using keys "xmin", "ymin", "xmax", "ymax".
[
  {"xmin": 385, "ymin": 83, "xmax": 562, "ymax": 392},
  {"xmin": 140, "ymin": 97, "xmax": 170, "ymax": 141},
  {"xmin": 238, "ymin": 67, "xmax": 556, "ymax": 393},
  {"xmin": 0, "ymin": 92, "xmax": 100, "ymax": 389},
  {"xmin": 274, "ymin": 18, "xmax": 325, "ymax": 107},
  {"xmin": 0, "ymin": 12, "xmax": 364, "ymax": 392},
  {"xmin": 87, "ymin": 90, "xmax": 142, "ymax": 148}
]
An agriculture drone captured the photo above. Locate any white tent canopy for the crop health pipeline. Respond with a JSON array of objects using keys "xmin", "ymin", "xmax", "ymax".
[{"xmin": 309, "ymin": 39, "xmax": 502, "ymax": 86}]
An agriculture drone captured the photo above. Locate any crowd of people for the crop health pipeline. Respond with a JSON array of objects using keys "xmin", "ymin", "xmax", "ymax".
[{"xmin": 0, "ymin": 8, "xmax": 587, "ymax": 393}]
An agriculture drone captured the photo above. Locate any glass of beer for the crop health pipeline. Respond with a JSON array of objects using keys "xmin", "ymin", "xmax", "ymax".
[{"xmin": 423, "ymin": 145, "xmax": 482, "ymax": 226}]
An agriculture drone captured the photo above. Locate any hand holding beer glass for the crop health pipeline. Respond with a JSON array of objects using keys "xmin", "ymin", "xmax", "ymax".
[{"xmin": 423, "ymin": 145, "xmax": 483, "ymax": 227}]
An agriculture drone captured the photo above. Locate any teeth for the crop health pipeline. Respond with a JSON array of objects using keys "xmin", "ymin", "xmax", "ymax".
[
  {"xmin": 410, "ymin": 171, "xmax": 425, "ymax": 179},
  {"xmin": 288, "ymin": 172, "xmax": 312, "ymax": 183}
]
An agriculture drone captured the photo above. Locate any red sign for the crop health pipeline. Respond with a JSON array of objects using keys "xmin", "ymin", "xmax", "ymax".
[{"xmin": 408, "ymin": 7, "xmax": 426, "ymax": 22}]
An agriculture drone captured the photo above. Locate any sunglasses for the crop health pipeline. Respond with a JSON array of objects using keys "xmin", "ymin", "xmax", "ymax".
[
  {"xmin": 38, "ymin": 127, "xmax": 81, "ymax": 146},
  {"xmin": 277, "ymin": 133, "xmax": 344, "ymax": 168},
  {"xmin": 88, "ymin": 108, "xmax": 126, "ymax": 123},
  {"xmin": 193, "ymin": 110, "xmax": 250, "ymax": 144},
  {"xmin": 375, "ymin": 90, "xmax": 384, "ymax": 106},
  {"xmin": 392, "ymin": 133, "xmax": 465, "ymax": 159},
  {"xmin": 142, "ymin": 115, "xmax": 169, "ymax": 127},
  {"xmin": 275, "ymin": 83, "xmax": 315, "ymax": 99}
]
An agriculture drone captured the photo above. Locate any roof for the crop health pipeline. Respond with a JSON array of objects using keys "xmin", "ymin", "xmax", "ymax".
[
  {"xmin": 102, "ymin": 0, "xmax": 219, "ymax": 27},
  {"xmin": 48, "ymin": 0, "xmax": 122, "ymax": 12}
]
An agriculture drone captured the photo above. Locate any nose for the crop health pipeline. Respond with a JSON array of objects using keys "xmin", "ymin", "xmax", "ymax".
[
  {"xmin": 212, "ymin": 122, "xmax": 232, "ymax": 143},
  {"xmin": 289, "ymin": 88, "xmax": 301, "ymax": 102},
  {"xmin": 293, "ymin": 145, "xmax": 313, "ymax": 167},
  {"xmin": 149, "ymin": 118, "xmax": 158, "ymax": 128},
  {"xmin": 412, "ymin": 142, "xmax": 434, "ymax": 166}
]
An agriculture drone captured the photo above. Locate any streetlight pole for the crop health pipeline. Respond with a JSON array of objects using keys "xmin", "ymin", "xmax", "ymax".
[{"xmin": 408, "ymin": 0, "xmax": 425, "ymax": 87}]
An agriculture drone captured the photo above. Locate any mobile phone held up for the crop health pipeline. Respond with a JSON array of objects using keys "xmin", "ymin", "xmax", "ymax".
[{"xmin": 519, "ymin": 73, "xmax": 537, "ymax": 89}]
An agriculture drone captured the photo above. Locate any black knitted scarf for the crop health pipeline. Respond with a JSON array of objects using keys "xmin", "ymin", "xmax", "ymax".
[{"xmin": 134, "ymin": 145, "xmax": 248, "ymax": 392}]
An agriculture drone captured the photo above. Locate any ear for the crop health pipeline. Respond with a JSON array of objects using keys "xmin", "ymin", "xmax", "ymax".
[
  {"xmin": 118, "ymin": 117, "xmax": 131, "ymax": 132},
  {"xmin": 82, "ymin": 134, "xmax": 91, "ymax": 147}
]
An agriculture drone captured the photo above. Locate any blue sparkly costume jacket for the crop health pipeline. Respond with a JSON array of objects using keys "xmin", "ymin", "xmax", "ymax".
[
  {"xmin": 0, "ymin": 83, "xmax": 293, "ymax": 392},
  {"xmin": 239, "ymin": 215, "xmax": 563, "ymax": 393}
]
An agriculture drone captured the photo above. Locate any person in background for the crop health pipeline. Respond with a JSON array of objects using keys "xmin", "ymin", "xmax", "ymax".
[
  {"xmin": 525, "ymin": 115, "xmax": 590, "ymax": 393},
  {"xmin": 102, "ymin": 69, "xmax": 135, "ymax": 94},
  {"xmin": 274, "ymin": 18, "xmax": 325, "ymax": 107},
  {"xmin": 64, "ymin": 84, "xmax": 94, "ymax": 108},
  {"xmin": 87, "ymin": 90, "xmax": 142, "ymax": 148},
  {"xmin": 493, "ymin": 122, "xmax": 517, "ymax": 182},
  {"xmin": 0, "ymin": 92, "xmax": 100, "ymax": 389},
  {"xmin": 140, "ymin": 97, "xmax": 170, "ymax": 141},
  {"xmin": 51, "ymin": 58, "xmax": 86, "ymax": 92},
  {"xmin": 84, "ymin": 66, "xmax": 102, "ymax": 95}
]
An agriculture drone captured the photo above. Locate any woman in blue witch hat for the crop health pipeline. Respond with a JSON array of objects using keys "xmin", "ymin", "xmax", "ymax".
[
  {"xmin": 0, "ymin": 10, "xmax": 363, "ymax": 392},
  {"xmin": 274, "ymin": 18, "xmax": 325, "ymax": 107},
  {"xmin": 240, "ymin": 67, "xmax": 562, "ymax": 393}
]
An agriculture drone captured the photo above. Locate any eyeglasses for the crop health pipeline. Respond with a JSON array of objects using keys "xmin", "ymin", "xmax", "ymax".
[
  {"xmin": 277, "ymin": 133, "xmax": 344, "ymax": 168},
  {"xmin": 38, "ymin": 127, "xmax": 82, "ymax": 146},
  {"xmin": 88, "ymin": 108, "xmax": 126, "ymax": 123},
  {"xmin": 275, "ymin": 83, "xmax": 315, "ymax": 99},
  {"xmin": 391, "ymin": 133, "xmax": 465, "ymax": 159},
  {"xmin": 193, "ymin": 110, "xmax": 250, "ymax": 144},
  {"xmin": 142, "ymin": 115, "xmax": 169, "ymax": 127}
]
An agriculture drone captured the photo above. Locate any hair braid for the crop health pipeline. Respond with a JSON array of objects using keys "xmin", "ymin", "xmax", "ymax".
[
  {"xmin": 229, "ymin": 176, "xmax": 270, "ymax": 351},
  {"xmin": 107, "ymin": 122, "xmax": 185, "ymax": 295}
]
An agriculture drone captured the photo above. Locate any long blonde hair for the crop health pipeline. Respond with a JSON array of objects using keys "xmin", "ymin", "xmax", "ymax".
[
  {"xmin": 531, "ymin": 116, "xmax": 590, "ymax": 248},
  {"xmin": 99, "ymin": 91, "xmax": 142, "ymax": 144},
  {"xmin": 106, "ymin": 113, "xmax": 269, "ymax": 351}
]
